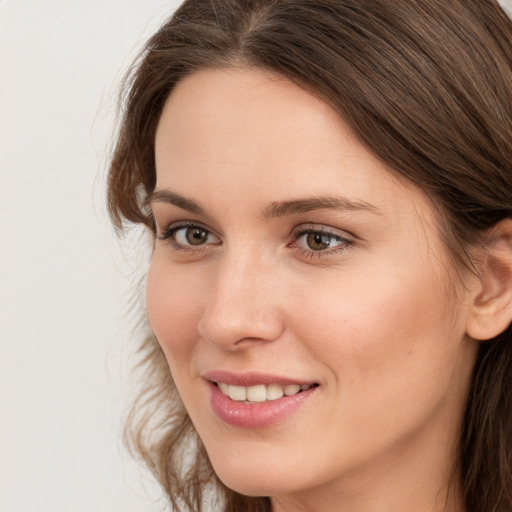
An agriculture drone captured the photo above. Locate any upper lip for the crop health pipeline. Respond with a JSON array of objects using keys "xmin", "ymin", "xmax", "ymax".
[{"xmin": 202, "ymin": 370, "xmax": 317, "ymax": 387}]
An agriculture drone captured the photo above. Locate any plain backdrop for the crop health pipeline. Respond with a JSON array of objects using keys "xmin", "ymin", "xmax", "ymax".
[
  {"xmin": 1, "ymin": 1, "xmax": 512, "ymax": 512},
  {"xmin": 0, "ymin": 1, "xmax": 181, "ymax": 511}
]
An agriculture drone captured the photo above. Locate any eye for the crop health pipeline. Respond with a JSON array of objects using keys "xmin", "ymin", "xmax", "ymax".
[
  {"xmin": 291, "ymin": 226, "xmax": 354, "ymax": 257},
  {"xmin": 175, "ymin": 226, "xmax": 212, "ymax": 246},
  {"xmin": 158, "ymin": 223, "xmax": 220, "ymax": 249},
  {"xmin": 301, "ymin": 232, "xmax": 337, "ymax": 251}
]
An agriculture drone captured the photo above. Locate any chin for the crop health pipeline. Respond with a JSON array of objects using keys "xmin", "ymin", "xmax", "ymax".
[
  {"xmin": 206, "ymin": 446, "xmax": 319, "ymax": 498},
  {"xmin": 214, "ymin": 467, "xmax": 294, "ymax": 497}
]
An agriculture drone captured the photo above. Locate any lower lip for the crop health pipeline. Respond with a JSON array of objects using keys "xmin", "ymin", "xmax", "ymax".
[{"xmin": 208, "ymin": 382, "xmax": 317, "ymax": 428}]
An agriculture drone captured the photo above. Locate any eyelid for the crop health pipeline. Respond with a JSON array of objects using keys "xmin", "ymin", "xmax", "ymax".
[
  {"xmin": 289, "ymin": 223, "xmax": 355, "ymax": 257},
  {"xmin": 291, "ymin": 223, "xmax": 354, "ymax": 240},
  {"xmin": 157, "ymin": 221, "xmax": 221, "ymax": 248}
]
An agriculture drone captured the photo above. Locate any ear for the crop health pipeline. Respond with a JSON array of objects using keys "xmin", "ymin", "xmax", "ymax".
[{"xmin": 466, "ymin": 219, "xmax": 512, "ymax": 341}]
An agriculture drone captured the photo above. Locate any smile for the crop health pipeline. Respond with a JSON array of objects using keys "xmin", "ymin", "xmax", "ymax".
[
  {"xmin": 206, "ymin": 375, "xmax": 319, "ymax": 427},
  {"xmin": 216, "ymin": 382, "xmax": 317, "ymax": 403}
]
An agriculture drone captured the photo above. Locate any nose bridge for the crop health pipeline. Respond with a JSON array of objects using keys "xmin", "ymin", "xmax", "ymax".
[{"xmin": 198, "ymin": 244, "xmax": 283, "ymax": 349}]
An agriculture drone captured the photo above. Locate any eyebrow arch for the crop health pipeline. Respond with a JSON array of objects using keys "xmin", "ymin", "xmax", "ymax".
[
  {"xmin": 146, "ymin": 190, "xmax": 206, "ymax": 215},
  {"xmin": 263, "ymin": 196, "xmax": 381, "ymax": 217}
]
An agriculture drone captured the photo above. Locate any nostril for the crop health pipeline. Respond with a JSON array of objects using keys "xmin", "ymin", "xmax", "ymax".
[{"xmin": 198, "ymin": 305, "xmax": 285, "ymax": 350}]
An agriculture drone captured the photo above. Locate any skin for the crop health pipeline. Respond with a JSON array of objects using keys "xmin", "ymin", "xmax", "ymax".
[{"xmin": 147, "ymin": 67, "xmax": 481, "ymax": 512}]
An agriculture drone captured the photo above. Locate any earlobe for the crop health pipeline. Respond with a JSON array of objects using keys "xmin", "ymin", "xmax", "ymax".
[{"xmin": 466, "ymin": 219, "xmax": 512, "ymax": 341}]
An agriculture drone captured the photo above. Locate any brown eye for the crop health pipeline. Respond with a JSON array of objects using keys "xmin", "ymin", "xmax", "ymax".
[
  {"xmin": 306, "ymin": 232, "xmax": 332, "ymax": 251},
  {"xmin": 293, "ymin": 228, "xmax": 353, "ymax": 257},
  {"xmin": 185, "ymin": 227, "xmax": 209, "ymax": 245},
  {"xmin": 160, "ymin": 224, "xmax": 221, "ymax": 248}
]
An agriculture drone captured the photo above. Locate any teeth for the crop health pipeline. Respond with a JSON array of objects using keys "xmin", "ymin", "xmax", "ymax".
[
  {"xmin": 284, "ymin": 384, "xmax": 301, "ymax": 396},
  {"xmin": 228, "ymin": 385, "xmax": 247, "ymax": 401},
  {"xmin": 266, "ymin": 383, "xmax": 284, "ymax": 401},
  {"xmin": 246, "ymin": 384, "xmax": 266, "ymax": 402},
  {"xmin": 217, "ymin": 382, "xmax": 314, "ymax": 402},
  {"xmin": 218, "ymin": 382, "xmax": 230, "ymax": 394}
]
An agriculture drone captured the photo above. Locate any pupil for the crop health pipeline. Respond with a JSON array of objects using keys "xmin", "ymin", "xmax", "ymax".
[
  {"xmin": 186, "ymin": 228, "xmax": 208, "ymax": 245},
  {"xmin": 307, "ymin": 232, "xmax": 330, "ymax": 250}
]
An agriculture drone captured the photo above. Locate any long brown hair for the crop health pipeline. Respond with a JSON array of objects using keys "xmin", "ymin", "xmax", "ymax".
[{"xmin": 107, "ymin": 1, "xmax": 512, "ymax": 510}]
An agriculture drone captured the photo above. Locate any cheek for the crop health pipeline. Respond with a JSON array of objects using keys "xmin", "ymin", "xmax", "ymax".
[
  {"xmin": 291, "ymin": 263, "xmax": 459, "ymax": 391},
  {"xmin": 146, "ymin": 256, "xmax": 206, "ymax": 364},
  {"xmin": 285, "ymin": 266, "xmax": 468, "ymax": 454}
]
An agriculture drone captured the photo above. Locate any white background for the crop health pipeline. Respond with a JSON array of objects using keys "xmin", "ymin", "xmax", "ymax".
[
  {"xmin": 1, "ymin": 1, "xmax": 511, "ymax": 512},
  {"xmin": 0, "ymin": 1, "xmax": 181, "ymax": 511}
]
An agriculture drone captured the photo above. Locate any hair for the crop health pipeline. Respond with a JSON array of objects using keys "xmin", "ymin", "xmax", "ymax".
[{"xmin": 107, "ymin": 1, "xmax": 512, "ymax": 511}]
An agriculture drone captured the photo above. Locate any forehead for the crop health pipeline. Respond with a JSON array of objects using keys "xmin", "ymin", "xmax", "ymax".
[
  {"xmin": 155, "ymin": 67, "xmax": 340, "ymax": 169},
  {"xmin": 154, "ymin": 67, "xmax": 433, "ymax": 223}
]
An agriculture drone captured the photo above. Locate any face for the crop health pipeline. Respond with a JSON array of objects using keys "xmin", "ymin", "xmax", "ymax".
[{"xmin": 148, "ymin": 68, "xmax": 478, "ymax": 509}]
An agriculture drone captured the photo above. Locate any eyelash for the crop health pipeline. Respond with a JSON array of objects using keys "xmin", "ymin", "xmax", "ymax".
[
  {"xmin": 290, "ymin": 227, "xmax": 355, "ymax": 259},
  {"xmin": 157, "ymin": 222, "xmax": 355, "ymax": 259},
  {"xmin": 157, "ymin": 221, "xmax": 220, "ymax": 253}
]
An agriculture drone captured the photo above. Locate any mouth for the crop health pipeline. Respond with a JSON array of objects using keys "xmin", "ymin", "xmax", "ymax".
[
  {"xmin": 203, "ymin": 371, "xmax": 319, "ymax": 427},
  {"xmin": 214, "ymin": 381, "xmax": 319, "ymax": 403}
]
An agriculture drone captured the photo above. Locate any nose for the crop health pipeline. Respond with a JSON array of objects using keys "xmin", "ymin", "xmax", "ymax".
[{"xmin": 198, "ymin": 250, "xmax": 285, "ymax": 350}]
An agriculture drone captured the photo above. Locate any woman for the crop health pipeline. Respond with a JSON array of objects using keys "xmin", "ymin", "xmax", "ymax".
[{"xmin": 107, "ymin": 1, "xmax": 512, "ymax": 511}]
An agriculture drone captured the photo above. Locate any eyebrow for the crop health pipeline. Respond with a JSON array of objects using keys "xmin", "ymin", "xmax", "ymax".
[
  {"xmin": 146, "ymin": 190, "xmax": 206, "ymax": 215},
  {"xmin": 147, "ymin": 189, "xmax": 381, "ymax": 217},
  {"xmin": 263, "ymin": 196, "xmax": 381, "ymax": 217}
]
